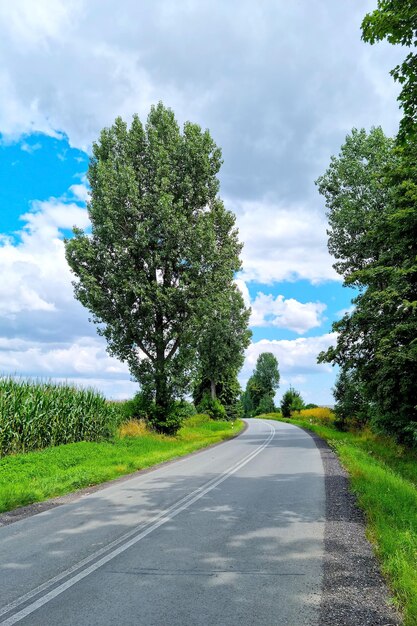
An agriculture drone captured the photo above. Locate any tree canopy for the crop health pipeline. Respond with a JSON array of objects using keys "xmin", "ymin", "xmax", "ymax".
[
  {"xmin": 362, "ymin": 1, "xmax": 417, "ymax": 140},
  {"xmin": 193, "ymin": 284, "xmax": 251, "ymax": 420},
  {"xmin": 317, "ymin": 127, "xmax": 417, "ymax": 442},
  {"xmin": 65, "ymin": 103, "xmax": 245, "ymax": 433},
  {"xmin": 242, "ymin": 352, "xmax": 280, "ymax": 417}
]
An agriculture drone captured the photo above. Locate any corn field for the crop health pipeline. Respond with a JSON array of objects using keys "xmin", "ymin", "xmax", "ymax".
[{"xmin": 0, "ymin": 378, "xmax": 122, "ymax": 456}]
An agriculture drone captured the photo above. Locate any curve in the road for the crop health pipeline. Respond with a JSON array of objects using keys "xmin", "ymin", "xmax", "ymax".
[{"xmin": 1, "ymin": 419, "xmax": 325, "ymax": 625}]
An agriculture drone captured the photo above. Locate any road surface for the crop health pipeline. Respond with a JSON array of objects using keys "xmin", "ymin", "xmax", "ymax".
[{"xmin": 0, "ymin": 419, "xmax": 325, "ymax": 625}]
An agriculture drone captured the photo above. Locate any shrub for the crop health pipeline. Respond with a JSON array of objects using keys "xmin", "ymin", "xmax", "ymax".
[
  {"xmin": 182, "ymin": 413, "xmax": 212, "ymax": 427},
  {"xmin": 304, "ymin": 403, "xmax": 319, "ymax": 410},
  {"xmin": 333, "ymin": 368, "xmax": 370, "ymax": 431},
  {"xmin": 147, "ymin": 401, "xmax": 186, "ymax": 436},
  {"xmin": 176, "ymin": 400, "xmax": 197, "ymax": 418},
  {"xmin": 224, "ymin": 399, "xmax": 243, "ymax": 421},
  {"xmin": 261, "ymin": 411, "xmax": 282, "ymax": 419},
  {"xmin": 120, "ymin": 391, "xmax": 152, "ymax": 422},
  {"xmin": 197, "ymin": 393, "xmax": 227, "ymax": 421},
  {"xmin": 281, "ymin": 387, "xmax": 304, "ymax": 417},
  {"xmin": 193, "ymin": 375, "xmax": 241, "ymax": 421}
]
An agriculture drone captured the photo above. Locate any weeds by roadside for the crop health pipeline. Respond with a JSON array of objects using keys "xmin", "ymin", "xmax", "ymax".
[{"xmin": 259, "ymin": 414, "xmax": 416, "ymax": 626}]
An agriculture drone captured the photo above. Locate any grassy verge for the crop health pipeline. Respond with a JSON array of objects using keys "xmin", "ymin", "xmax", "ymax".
[
  {"xmin": 260, "ymin": 414, "xmax": 417, "ymax": 625},
  {"xmin": 0, "ymin": 415, "xmax": 243, "ymax": 515}
]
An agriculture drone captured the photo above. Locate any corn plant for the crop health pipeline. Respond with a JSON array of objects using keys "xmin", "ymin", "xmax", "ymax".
[{"xmin": 0, "ymin": 377, "xmax": 123, "ymax": 456}]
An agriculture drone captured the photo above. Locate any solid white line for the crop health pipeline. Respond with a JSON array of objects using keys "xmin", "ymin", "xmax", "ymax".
[{"xmin": 0, "ymin": 420, "xmax": 275, "ymax": 625}]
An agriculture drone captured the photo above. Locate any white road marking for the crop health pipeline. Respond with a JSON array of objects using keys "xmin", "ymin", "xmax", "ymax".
[{"xmin": 0, "ymin": 420, "xmax": 275, "ymax": 625}]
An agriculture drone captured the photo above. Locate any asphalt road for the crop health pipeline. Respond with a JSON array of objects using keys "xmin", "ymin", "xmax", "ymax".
[{"xmin": 0, "ymin": 419, "xmax": 326, "ymax": 625}]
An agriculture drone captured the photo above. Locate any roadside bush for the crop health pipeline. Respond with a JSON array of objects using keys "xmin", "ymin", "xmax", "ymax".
[
  {"xmin": 0, "ymin": 377, "xmax": 121, "ymax": 456},
  {"xmin": 120, "ymin": 391, "xmax": 152, "ymax": 422},
  {"xmin": 182, "ymin": 413, "xmax": 212, "ymax": 427},
  {"xmin": 176, "ymin": 400, "xmax": 197, "ymax": 418},
  {"xmin": 281, "ymin": 387, "xmax": 304, "ymax": 417},
  {"xmin": 194, "ymin": 375, "xmax": 241, "ymax": 421},
  {"xmin": 333, "ymin": 368, "xmax": 371, "ymax": 431},
  {"xmin": 224, "ymin": 399, "xmax": 243, "ymax": 421},
  {"xmin": 197, "ymin": 393, "xmax": 227, "ymax": 420},
  {"xmin": 147, "ymin": 401, "xmax": 186, "ymax": 436},
  {"xmin": 260, "ymin": 411, "xmax": 282, "ymax": 419}
]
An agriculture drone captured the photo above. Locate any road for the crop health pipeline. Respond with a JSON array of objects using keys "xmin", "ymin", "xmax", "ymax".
[{"xmin": 0, "ymin": 419, "xmax": 325, "ymax": 625}]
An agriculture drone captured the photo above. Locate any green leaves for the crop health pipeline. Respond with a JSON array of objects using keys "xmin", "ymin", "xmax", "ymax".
[
  {"xmin": 242, "ymin": 352, "xmax": 280, "ymax": 417},
  {"xmin": 317, "ymin": 127, "xmax": 417, "ymax": 442},
  {"xmin": 0, "ymin": 378, "xmax": 120, "ymax": 456},
  {"xmin": 362, "ymin": 1, "xmax": 417, "ymax": 140},
  {"xmin": 65, "ymin": 103, "xmax": 244, "ymax": 433},
  {"xmin": 280, "ymin": 388, "xmax": 304, "ymax": 418},
  {"xmin": 315, "ymin": 127, "xmax": 396, "ymax": 284}
]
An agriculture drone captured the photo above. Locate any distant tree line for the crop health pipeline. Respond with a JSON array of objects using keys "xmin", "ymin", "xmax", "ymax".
[
  {"xmin": 317, "ymin": 1, "xmax": 417, "ymax": 444},
  {"xmin": 241, "ymin": 352, "xmax": 316, "ymax": 418},
  {"xmin": 242, "ymin": 352, "xmax": 280, "ymax": 416}
]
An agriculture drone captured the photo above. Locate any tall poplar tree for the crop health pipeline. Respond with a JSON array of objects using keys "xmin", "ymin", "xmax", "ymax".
[{"xmin": 65, "ymin": 104, "xmax": 242, "ymax": 433}]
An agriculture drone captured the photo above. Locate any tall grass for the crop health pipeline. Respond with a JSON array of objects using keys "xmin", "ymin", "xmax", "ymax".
[
  {"xmin": 0, "ymin": 377, "xmax": 121, "ymax": 456},
  {"xmin": 262, "ymin": 414, "xmax": 417, "ymax": 625},
  {"xmin": 298, "ymin": 406, "xmax": 335, "ymax": 424}
]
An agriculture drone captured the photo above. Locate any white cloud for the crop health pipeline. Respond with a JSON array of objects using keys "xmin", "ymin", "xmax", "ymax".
[
  {"xmin": 21, "ymin": 141, "xmax": 42, "ymax": 153},
  {"xmin": 234, "ymin": 199, "xmax": 338, "ymax": 284},
  {"xmin": 250, "ymin": 292, "xmax": 326, "ymax": 334},
  {"xmin": 0, "ymin": 191, "xmax": 155, "ymax": 397},
  {"xmin": 0, "ymin": 198, "xmax": 89, "ymax": 318},
  {"xmin": 69, "ymin": 183, "xmax": 90, "ymax": 202},
  {"xmin": 0, "ymin": 0, "xmax": 402, "ymax": 162},
  {"xmin": 0, "ymin": 192, "xmax": 136, "ymax": 397},
  {"xmin": 336, "ymin": 305, "xmax": 355, "ymax": 318},
  {"xmin": 235, "ymin": 278, "xmax": 251, "ymax": 308},
  {"xmin": 0, "ymin": 336, "xmax": 128, "ymax": 378},
  {"xmin": 53, "ymin": 377, "xmax": 138, "ymax": 400},
  {"xmin": 242, "ymin": 333, "xmax": 336, "ymax": 380},
  {"xmin": 238, "ymin": 333, "xmax": 338, "ymax": 405},
  {"xmin": 0, "ymin": 1, "xmax": 77, "ymax": 49}
]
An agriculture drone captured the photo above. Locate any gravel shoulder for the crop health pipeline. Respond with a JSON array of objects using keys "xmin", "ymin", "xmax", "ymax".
[{"xmin": 308, "ymin": 430, "xmax": 402, "ymax": 626}]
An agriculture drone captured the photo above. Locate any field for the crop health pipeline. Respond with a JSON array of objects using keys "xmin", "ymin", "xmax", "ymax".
[
  {"xmin": 0, "ymin": 378, "xmax": 121, "ymax": 455},
  {"xmin": 260, "ymin": 413, "xmax": 417, "ymax": 626},
  {"xmin": 0, "ymin": 414, "xmax": 243, "ymax": 514}
]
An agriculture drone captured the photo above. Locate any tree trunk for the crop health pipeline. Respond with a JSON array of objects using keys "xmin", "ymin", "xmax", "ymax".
[
  {"xmin": 155, "ymin": 309, "xmax": 169, "ymax": 422},
  {"xmin": 210, "ymin": 378, "xmax": 216, "ymax": 400}
]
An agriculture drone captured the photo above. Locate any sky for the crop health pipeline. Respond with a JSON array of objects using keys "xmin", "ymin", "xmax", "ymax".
[{"xmin": 0, "ymin": 0, "xmax": 403, "ymax": 404}]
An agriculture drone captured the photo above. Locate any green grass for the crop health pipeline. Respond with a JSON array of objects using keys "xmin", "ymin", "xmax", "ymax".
[
  {"xmin": 260, "ymin": 414, "xmax": 417, "ymax": 626},
  {"xmin": 0, "ymin": 414, "xmax": 243, "ymax": 514}
]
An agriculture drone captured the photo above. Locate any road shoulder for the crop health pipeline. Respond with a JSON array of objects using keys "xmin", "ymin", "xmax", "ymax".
[{"xmin": 307, "ymin": 430, "xmax": 401, "ymax": 626}]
